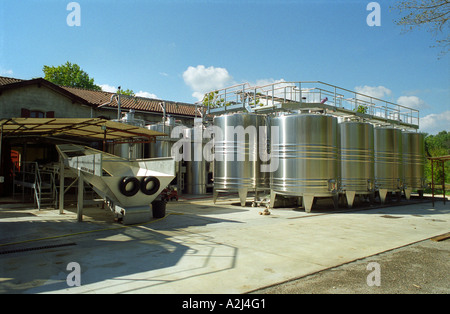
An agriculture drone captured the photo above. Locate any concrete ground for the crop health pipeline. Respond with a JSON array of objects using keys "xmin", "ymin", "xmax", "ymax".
[{"xmin": 0, "ymin": 194, "xmax": 448, "ymax": 294}]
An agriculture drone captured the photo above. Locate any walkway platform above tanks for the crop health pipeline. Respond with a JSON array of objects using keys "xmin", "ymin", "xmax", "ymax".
[{"xmin": 204, "ymin": 81, "xmax": 420, "ymax": 131}]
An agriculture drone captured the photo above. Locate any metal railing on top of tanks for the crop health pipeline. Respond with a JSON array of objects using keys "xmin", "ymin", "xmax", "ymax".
[{"xmin": 204, "ymin": 81, "xmax": 420, "ymax": 129}]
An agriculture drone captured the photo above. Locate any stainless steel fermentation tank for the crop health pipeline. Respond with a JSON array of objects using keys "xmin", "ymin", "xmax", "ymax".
[
  {"xmin": 402, "ymin": 131, "xmax": 426, "ymax": 199},
  {"xmin": 147, "ymin": 118, "xmax": 211, "ymax": 195},
  {"xmin": 339, "ymin": 121, "xmax": 375, "ymax": 208},
  {"xmin": 147, "ymin": 117, "xmax": 181, "ymax": 158},
  {"xmin": 184, "ymin": 125, "xmax": 208, "ymax": 195},
  {"xmin": 269, "ymin": 114, "xmax": 339, "ymax": 212},
  {"xmin": 213, "ymin": 113, "xmax": 269, "ymax": 206},
  {"xmin": 374, "ymin": 127, "xmax": 403, "ymax": 203},
  {"xmin": 110, "ymin": 110, "xmax": 145, "ymax": 159}
]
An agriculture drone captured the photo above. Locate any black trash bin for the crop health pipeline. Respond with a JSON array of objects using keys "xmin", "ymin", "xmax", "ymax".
[{"xmin": 152, "ymin": 200, "xmax": 166, "ymax": 218}]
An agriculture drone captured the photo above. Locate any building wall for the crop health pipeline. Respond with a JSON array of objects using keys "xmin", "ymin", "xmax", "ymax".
[
  {"xmin": 0, "ymin": 84, "xmax": 92, "ymax": 119},
  {"xmin": 0, "ymin": 83, "xmax": 198, "ymax": 196},
  {"xmin": 0, "ymin": 83, "xmax": 195, "ymax": 127}
]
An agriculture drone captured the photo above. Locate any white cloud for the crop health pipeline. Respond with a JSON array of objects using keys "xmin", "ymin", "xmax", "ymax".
[
  {"xmin": 183, "ymin": 65, "xmax": 234, "ymax": 101},
  {"xmin": 354, "ymin": 85, "xmax": 392, "ymax": 99},
  {"xmin": 0, "ymin": 69, "xmax": 13, "ymax": 76},
  {"xmin": 135, "ymin": 90, "xmax": 159, "ymax": 99},
  {"xmin": 99, "ymin": 84, "xmax": 117, "ymax": 93},
  {"xmin": 246, "ymin": 78, "xmax": 297, "ymax": 105},
  {"xmin": 397, "ymin": 95, "xmax": 427, "ymax": 109},
  {"xmin": 253, "ymin": 78, "xmax": 288, "ymax": 87},
  {"xmin": 419, "ymin": 110, "xmax": 450, "ymax": 135},
  {"xmin": 100, "ymin": 84, "xmax": 159, "ymax": 99}
]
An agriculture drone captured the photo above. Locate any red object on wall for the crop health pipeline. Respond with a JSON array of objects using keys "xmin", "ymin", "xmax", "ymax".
[{"xmin": 11, "ymin": 150, "xmax": 20, "ymax": 172}]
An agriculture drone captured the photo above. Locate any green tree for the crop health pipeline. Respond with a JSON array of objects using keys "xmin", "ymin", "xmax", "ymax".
[
  {"xmin": 425, "ymin": 130, "xmax": 450, "ymax": 157},
  {"xmin": 43, "ymin": 61, "xmax": 101, "ymax": 90},
  {"xmin": 117, "ymin": 88, "xmax": 135, "ymax": 96},
  {"xmin": 202, "ymin": 91, "xmax": 219, "ymax": 108},
  {"xmin": 354, "ymin": 104, "xmax": 368, "ymax": 114},
  {"xmin": 424, "ymin": 130, "xmax": 450, "ymax": 191},
  {"xmin": 392, "ymin": 0, "xmax": 450, "ymax": 56}
]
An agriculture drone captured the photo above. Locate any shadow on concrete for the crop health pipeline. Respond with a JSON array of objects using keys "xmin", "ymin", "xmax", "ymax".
[
  {"xmin": 0, "ymin": 208, "xmax": 37, "ymax": 219},
  {"xmin": 252, "ymin": 194, "xmax": 449, "ymax": 216},
  {"xmin": 0, "ymin": 204, "xmax": 240, "ymax": 294}
]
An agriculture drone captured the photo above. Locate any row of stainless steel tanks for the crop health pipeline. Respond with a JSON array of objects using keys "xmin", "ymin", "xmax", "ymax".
[
  {"xmin": 212, "ymin": 112, "xmax": 426, "ymax": 212},
  {"xmin": 147, "ymin": 117, "xmax": 211, "ymax": 195},
  {"xmin": 113, "ymin": 116, "xmax": 212, "ymax": 195}
]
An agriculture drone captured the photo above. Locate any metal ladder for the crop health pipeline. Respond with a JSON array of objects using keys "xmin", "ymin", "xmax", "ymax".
[{"xmin": 13, "ymin": 162, "xmax": 58, "ymax": 210}]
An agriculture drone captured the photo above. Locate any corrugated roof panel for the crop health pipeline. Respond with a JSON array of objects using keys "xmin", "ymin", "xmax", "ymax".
[{"xmin": 0, "ymin": 118, "xmax": 168, "ymax": 140}]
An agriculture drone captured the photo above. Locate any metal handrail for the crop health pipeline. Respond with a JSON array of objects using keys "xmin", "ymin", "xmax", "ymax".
[
  {"xmin": 39, "ymin": 167, "xmax": 59, "ymax": 208},
  {"xmin": 12, "ymin": 161, "xmax": 38, "ymax": 203},
  {"xmin": 12, "ymin": 162, "xmax": 58, "ymax": 209},
  {"xmin": 35, "ymin": 164, "xmax": 42, "ymax": 209},
  {"xmin": 204, "ymin": 81, "xmax": 420, "ymax": 128}
]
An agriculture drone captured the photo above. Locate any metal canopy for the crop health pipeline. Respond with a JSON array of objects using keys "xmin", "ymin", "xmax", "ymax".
[
  {"xmin": 0, "ymin": 118, "xmax": 168, "ymax": 140},
  {"xmin": 428, "ymin": 155, "xmax": 450, "ymax": 162}
]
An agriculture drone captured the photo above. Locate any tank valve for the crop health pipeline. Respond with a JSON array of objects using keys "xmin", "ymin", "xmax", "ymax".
[{"xmin": 328, "ymin": 179, "xmax": 337, "ymax": 192}]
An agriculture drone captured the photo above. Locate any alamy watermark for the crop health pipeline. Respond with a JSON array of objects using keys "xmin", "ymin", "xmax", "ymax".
[
  {"xmin": 367, "ymin": 2, "xmax": 381, "ymax": 27},
  {"xmin": 170, "ymin": 125, "xmax": 280, "ymax": 173},
  {"xmin": 66, "ymin": 262, "xmax": 81, "ymax": 287},
  {"xmin": 366, "ymin": 262, "xmax": 381, "ymax": 286},
  {"xmin": 67, "ymin": 2, "xmax": 380, "ymax": 28},
  {"xmin": 66, "ymin": 2, "xmax": 81, "ymax": 27}
]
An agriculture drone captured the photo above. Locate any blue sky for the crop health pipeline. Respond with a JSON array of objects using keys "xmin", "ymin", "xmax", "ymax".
[{"xmin": 0, "ymin": 0, "xmax": 449, "ymax": 134}]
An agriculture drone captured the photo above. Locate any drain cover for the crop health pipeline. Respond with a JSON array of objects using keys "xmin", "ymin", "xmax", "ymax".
[{"xmin": 0, "ymin": 242, "xmax": 76, "ymax": 255}]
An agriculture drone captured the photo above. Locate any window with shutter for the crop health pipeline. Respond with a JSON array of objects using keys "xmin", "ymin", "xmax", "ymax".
[
  {"xmin": 21, "ymin": 108, "xmax": 31, "ymax": 117},
  {"xmin": 30, "ymin": 111, "xmax": 44, "ymax": 118}
]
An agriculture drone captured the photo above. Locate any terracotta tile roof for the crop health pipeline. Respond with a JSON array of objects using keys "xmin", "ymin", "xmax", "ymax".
[
  {"xmin": 61, "ymin": 86, "xmax": 112, "ymax": 106},
  {"xmin": 0, "ymin": 76, "xmax": 24, "ymax": 86},
  {"xmin": 0, "ymin": 76, "xmax": 200, "ymax": 117},
  {"xmin": 0, "ymin": 77, "xmax": 92, "ymax": 106},
  {"xmin": 62, "ymin": 86, "xmax": 199, "ymax": 117}
]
